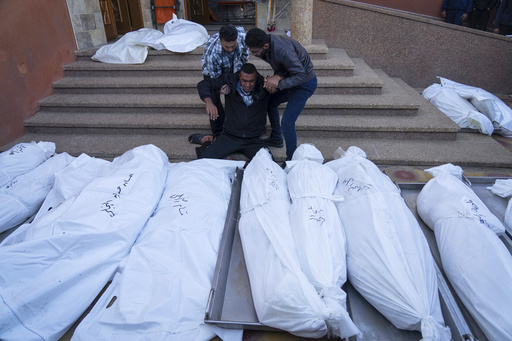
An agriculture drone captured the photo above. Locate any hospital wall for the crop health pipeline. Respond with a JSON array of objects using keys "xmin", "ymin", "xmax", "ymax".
[
  {"xmin": 0, "ymin": 0, "xmax": 77, "ymax": 147},
  {"xmin": 314, "ymin": 0, "xmax": 512, "ymax": 93},
  {"xmin": 351, "ymin": 0, "xmax": 445, "ymax": 18}
]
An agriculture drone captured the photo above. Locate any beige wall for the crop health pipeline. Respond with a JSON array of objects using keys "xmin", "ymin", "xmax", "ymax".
[
  {"xmin": 0, "ymin": 0, "xmax": 77, "ymax": 147},
  {"xmin": 67, "ymin": 0, "xmax": 107, "ymax": 49},
  {"xmin": 314, "ymin": 0, "xmax": 512, "ymax": 93},
  {"xmin": 140, "ymin": 0, "xmax": 153, "ymax": 28},
  {"xmin": 66, "ymin": 0, "xmax": 157, "ymax": 49}
]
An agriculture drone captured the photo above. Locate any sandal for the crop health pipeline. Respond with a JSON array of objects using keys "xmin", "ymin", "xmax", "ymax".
[{"xmin": 188, "ymin": 133, "xmax": 206, "ymax": 145}]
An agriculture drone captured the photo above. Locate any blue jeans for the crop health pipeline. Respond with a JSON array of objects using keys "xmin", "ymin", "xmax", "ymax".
[{"xmin": 268, "ymin": 76, "xmax": 317, "ymax": 159}]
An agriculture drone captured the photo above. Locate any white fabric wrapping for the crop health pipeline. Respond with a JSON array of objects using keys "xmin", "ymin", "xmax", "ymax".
[
  {"xmin": 1, "ymin": 154, "xmax": 111, "ymax": 247},
  {"xmin": 0, "ymin": 141, "xmax": 55, "ymax": 186},
  {"xmin": 159, "ymin": 14, "xmax": 209, "ymax": 52},
  {"xmin": 419, "ymin": 164, "xmax": 505, "ymax": 236},
  {"xmin": 439, "ymin": 77, "xmax": 512, "ymax": 137},
  {"xmin": 92, "ymin": 14, "xmax": 208, "ymax": 64},
  {"xmin": 325, "ymin": 146, "xmax": 451, "ymax": 340},
  {"xmin": 417, "ymin": 164, "xmax": 512, "ymax": 341},
  {"xmin": 33, "ymin": 154, "xmax": 111, "ymax": 222},
  {"xmin": 488, "ymin": 179, "xmax": 512, "ymax": 229},
  {"xmin": 92, "ymin": 29, "xmax": 154, "ymax": 64},
  {"xmin": 285, "ymin": 144, "xmax": 360, "ymax": 338},
  {"xmin": 0, "ymin": 144, "xmax": 168, "ymax": 341},
  {"xmin": 71, "ymin": 159, "xmax": 245, "ymax": 341},
  {"xmin": 0, "ymin": 152, "xmax": 74, "ymax": 233},
  {"xmin": 239, "ymin": 148, "xmax": 330, "ymax": 338},
  {"xmin": 422, "ymin": 83, "xmax": 494, "ymax": 135},
  {"xmin": 489, "ymin": 178, "xmax": 512, "ymax": 198}
]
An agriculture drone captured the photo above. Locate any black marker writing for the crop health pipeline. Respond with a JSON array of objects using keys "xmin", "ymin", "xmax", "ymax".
[
  {"xmin": 308, "ymin": 206, "xmax": 326, "ymax": 226},
  {"xmin": 342, "ymin": 178, "xmax": 372, "ymax": 193}
]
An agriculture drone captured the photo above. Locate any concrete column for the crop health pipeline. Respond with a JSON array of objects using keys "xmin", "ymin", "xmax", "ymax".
[{"xmin": 291, "ymin": 0, "xmax": 313, "ymax": 46}]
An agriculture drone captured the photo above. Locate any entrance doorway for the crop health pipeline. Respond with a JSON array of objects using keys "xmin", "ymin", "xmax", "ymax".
[
  {"xmin": 184, "ymin": 0, "xmax": 256, "ymax": 25},
  {"xmin": 99, "ymin": 0, "xmax": 145, "ymax": 40}
]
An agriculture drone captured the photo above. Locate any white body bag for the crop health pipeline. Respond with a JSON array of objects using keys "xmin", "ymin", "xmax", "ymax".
[
  {"xmin": 72, "ymin": 159, "xmax": 245, "ymax": 341},
  {"xmin": 0, "ymin": 145, "xmax": 168, "ymax": 341},
  {"xmin": 325, "ymin": 146, "xmax": 450, "ymax": 340},
  {"xmin": 417, "ymin": 164, "xmax": 512, "ymax": 341},
  {"xmin": 0, "ymin": 141, "xmax": 55, "ymax": 186},
  {"xmin": 285, "ymin": 144, "xmax": 359, "ymax": 338}
]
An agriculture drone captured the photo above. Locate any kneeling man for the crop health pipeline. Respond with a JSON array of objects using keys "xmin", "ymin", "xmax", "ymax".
[{"xmin": 196, "ymin": 63, "xmax": 270, "ymax": 160}]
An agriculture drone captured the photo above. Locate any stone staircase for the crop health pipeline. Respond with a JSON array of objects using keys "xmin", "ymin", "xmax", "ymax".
[{"xmin": 5, "ymin": 33, "xmax": 512, "ymax": 168}]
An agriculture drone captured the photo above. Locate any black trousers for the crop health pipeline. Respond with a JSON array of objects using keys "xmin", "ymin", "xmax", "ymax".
[
  {"xmin": 498, "ymin": 24, "xmax": 512, "ymax": 35},
  {"xmin": 470, "ymin": 8, "xmax": 491, "ymax": 31},
  {"xmin": 197, "ymin": 133, "xmax": 269, "ymax": 160}
]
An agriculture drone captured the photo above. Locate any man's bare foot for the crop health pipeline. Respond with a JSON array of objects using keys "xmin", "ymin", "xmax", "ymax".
[
  {"xmin": 200, "ymin": 135, "xmax": 214, "ymax": 144},
  {"xmin": 188, "ymin": 133, "xmax": 212, "ymax": 145}
]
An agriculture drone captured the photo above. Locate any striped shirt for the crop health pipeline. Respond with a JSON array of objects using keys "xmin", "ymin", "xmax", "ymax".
[{"xmin": 201, "ymin": 26, "xmax": 248, "ymax": 78}]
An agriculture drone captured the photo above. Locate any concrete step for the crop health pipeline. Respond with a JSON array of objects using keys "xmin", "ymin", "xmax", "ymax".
[
  {"xmin": 65, "ymin": 48, "xmax": 354, "ymax": 77},
  {"xmin": 52, "ymin": 58, "xmax": 383, "ymax": 96},
  {"xmin": 31, "ymin": 73, "xmax": 458, "ymax": 141},
  {"xmin": 74, "ymin": 38, "xmax": 330, "ymax": 62},
  {"xmin": 37, "ymin": 91, "xmax": 421, "ymax": 116},
  {"xmin": 3, "ymin": 132, "xmax": 512, "ymax": 168},
  {"xmin": 25, "ymin": 104, "xmax": 457, "ymax": 140},
  {"xmin": 42, "ymin": 66, "xmax": 422, "ymax": 116}
]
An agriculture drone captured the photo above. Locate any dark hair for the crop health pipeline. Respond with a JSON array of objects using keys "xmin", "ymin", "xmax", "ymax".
[
  {"xmin": 219, "ymin": 25, "xmax": 238, "ymax": 42},
  {"xmin": 240, "ymin": 63, "xmax": 257, "ymax": 75},
  {"xmin": 245, "ymin": 28, "xmax": 269, "ymax": 48}
]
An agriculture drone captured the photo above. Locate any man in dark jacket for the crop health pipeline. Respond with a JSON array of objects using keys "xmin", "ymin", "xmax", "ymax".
[
  {"xmin": 494, "ymin": 0, "xmax": 512, "ymax": 35},
  {"xmin": 470, "ymin": 0, "xmax": 498, "ymax": 30},
  {"xmin": 442, "ymin": 0, "xmax": 473, "ymax": 25},
  {"xmin": 245, "ymin": 28, "xmax": 317, "ymax": 162},
  {"xmin": 196, "ymin": 63, "xmax": 269, "ymax": 160}
]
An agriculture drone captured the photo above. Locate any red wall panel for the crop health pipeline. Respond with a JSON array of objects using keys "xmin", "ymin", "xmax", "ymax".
[{"xmin": 0, "ymin": 0, "xmax": 77, "ymax": 146}]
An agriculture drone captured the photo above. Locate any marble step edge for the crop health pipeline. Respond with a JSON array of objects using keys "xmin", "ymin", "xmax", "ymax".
[{"xmin": 3, "ymin": 132, "xmax": 511, "ymax": 167}]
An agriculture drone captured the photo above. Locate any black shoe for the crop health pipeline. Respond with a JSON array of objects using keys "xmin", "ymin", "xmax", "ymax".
[
  {"xmin": 263, "ymin": 136, "xmax": 284, "ymax": 148},
  {"xmin": 280, "ymin": 157, "xmax": 292, "ymax": 169}
]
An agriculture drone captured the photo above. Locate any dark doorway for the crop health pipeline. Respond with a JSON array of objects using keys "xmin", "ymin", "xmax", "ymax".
[
  {"xmin": 99, "ymin": 0, "xmax": 145, "ymax": 40},
  {"xmin": 208, "ymin": 0, "xmax": 255, "ymax": 24},
  {"xmin": 183, "ymin": 0, "xmax": 255, "ymax": 25},
  {"xmin": 187, "ymin": 0, "xmax": 211, "ymax": 25},
  {"xmin": 100, "ymin": 0, "xmax": 118, "ymax": 40}
]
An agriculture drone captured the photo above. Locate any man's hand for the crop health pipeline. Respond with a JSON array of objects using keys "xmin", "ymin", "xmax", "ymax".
[
  {"xmin": 264, "ymin": 75, "xmax": 282, "ymax": 94},
  {"xmin": 220, "ymin": 84, "xmax": 231, "ymax": 95},
  {"xmin": 204, "ymin": 98, "xmax": 218, "ymax": 120},
  {"xmin": 441, "ymin": 11, "xmax": 446, "ymax": 18},
  {"xmin": 461, "ymin": 13, "xmax": 469, "ymax": 21}
]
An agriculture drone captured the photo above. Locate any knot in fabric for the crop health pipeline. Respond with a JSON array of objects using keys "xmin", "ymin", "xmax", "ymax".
[{"xmin": 420, "ymin": 315, "xmax": 452, "ymax": 341}]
